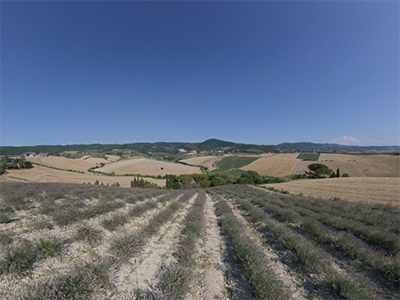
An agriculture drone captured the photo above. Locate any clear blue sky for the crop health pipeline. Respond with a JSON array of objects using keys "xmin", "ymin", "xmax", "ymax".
[{"xmin": 1, "ymin": 1, "xmax": 399, "ymax": 146}]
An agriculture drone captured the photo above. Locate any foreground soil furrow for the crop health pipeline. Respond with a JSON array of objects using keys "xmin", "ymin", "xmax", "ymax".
[
  {"xmin": 222, "ymin": 196, "xmax": 309, "ymax": 300},
  {"xmin": 229, "ymin": 195, "xmax": 382, "ymax": 300},
  {"xmin": 145, "ymin": 191, "xmax": 206, "ymax": 299},
  {"xmin": 212, "ymin": 192, "xmax": 290, "ymax": 300},
  {"xmin": 112, "ymin": 193, "xmax": 197, "ymax": 296},
  {"xmin": 223, "ymin": 185, "xmax": 400, "ymax": 282},
  {"xmin": 1, "ymin": 182, "xmax": 398, "ymax": 300},
  {"xmin": 0, "ymin": 196, "xmax": 157, "ymax": 252},
  {"xmin": 0, "ymin": 196, "xmax": 176, "ymax": 299},
  {"xmin": 197, "ymin": 193, "xmax": 227, "ymax": 300},
  {"xmin": 239, "ymin": 190, "xmax": 400, "ymax": 284}
]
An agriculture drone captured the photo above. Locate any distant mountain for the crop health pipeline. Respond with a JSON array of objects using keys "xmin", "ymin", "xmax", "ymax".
[
  {"xmin": 197, "ymin": 138, "xmax": 237, "ymax": 150},
  {"xmin": 156, "ymin": 138, "xmax": 278, "ymax": 153},
  {"xmin": 1, "ymin": 139, "xmax": 398, "ymax": 156},
  {"xmin": 277, "ymin": 142, "xmax": 400, "ymax": 152}
]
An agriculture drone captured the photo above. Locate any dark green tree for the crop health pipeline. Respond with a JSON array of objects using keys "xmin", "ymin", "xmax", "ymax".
[
  {"xmin": 306, "ymin": 163, "xmax": 333, "ymax": 178},
  {"xmin": 235, "ymin": 171, "xmax": 263, "ymax": 185},
  {"xmin": 200, "ymin": 180, "xmax": 211, "ymax": 188},
  {"xmin": 165, "ymin": 175, "xmax": 178, "ymax": 189},
  {"xmin": 177, "ymin": 174, "xmax": 194, "ymax": 189},
  {"xmin": 211, "ymin": 177, "xmax": 226, "ymax": 186}
]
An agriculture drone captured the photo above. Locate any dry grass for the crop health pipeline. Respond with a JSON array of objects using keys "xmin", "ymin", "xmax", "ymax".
[
  {"xmin": 3, "ymin": 165, "xmax": 164, "ymax": 188},
  {"xmin": 241, "ymin": 156, "xmax": 300, "ymax": 177},
  {"xmin": 239, "ymin": 153, "xmax": 400, "ymax": 178},
  {"xmin": 26, "ymin": 156, "xmax": 108, "ymax": 173},
  {"xmin": 319, "ymin": 154, "xmax": 400, "ymax": 177},
  {"xmin": 262, "ymin": 177, "xmax": 400, "ymax": 207},
  {"xmin": 95, "ymin": 157, "xmax": 201, "ymax": 176},
  {"xmin": 180, "ymin": 155, "xmax": 224, "ymax": 171}
]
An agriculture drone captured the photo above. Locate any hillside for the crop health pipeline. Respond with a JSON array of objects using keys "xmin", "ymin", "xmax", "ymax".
[
  {"xmin": 0, "ymin": 139, "xmax": 278, "ymax": 157},
  {"xmin": 277, "ymin": 142, "xmax": 400, "ymax": 152},
  {"xmin": 2, "ymin": 139, "xmax": 398, "ymax": 157}
]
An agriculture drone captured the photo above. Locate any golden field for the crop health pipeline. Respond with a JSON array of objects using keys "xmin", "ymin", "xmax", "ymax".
[{"xmin": 262, "ymin": 177, "xmax": 400, "ymax": 207}]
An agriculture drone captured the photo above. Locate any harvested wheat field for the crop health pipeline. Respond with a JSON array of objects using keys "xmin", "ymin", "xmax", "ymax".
[
  {"xmin": 319, "ymin": 154, "xmax": 400, "ymax": 177},
  {"xmin": 180, "ymin": 155, "xmax": 225, "ymax": 171},
  {"xmin": 241, "ymin": 155, "xmax": 300, "ymax": 177},
  {"xmin": 95, "ymin": 157, "xmax": 201, "ymax": 176},
  {"xmin": 0, "ymin": 182, "xmax": 398, "ymax": 300},
  {"xmin": 26, "ymin": 156, "xmax": 111, "ymax": 173},
  {"xmin": 238, "ymin": 153, "xmax": 400, "ymax": 178},
  {"xmin": 3, "ymin": 165, "xmax": 164, "ymax": 188},
  {"xmin": 263, "ymin": 177, "xmax": 400, "ymax": 207}
]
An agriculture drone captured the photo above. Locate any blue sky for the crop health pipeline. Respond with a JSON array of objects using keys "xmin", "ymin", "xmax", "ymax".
[{"xmin": 1, "ymin": 1, "xmax": 399, "ymax": 146}]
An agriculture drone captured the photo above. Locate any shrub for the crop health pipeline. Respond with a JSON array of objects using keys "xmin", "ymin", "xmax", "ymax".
[
  {"xmin": 200, "ymin": 180, "xmax": 211, "ymax": 188},
  {"xmin": 36, "ymin": 236, "xmax": 62, "ymax": 258},
  {"xmin": 0, "ymin": 240, "xmax": 37, "ymax": 275},
  {"xmin": 0, "ymin": 232, "xmax": 13, "ymax": 246},
  {"xmin": 211, "ymin": 177, "xmax": 226, "ymax": 186},
  {"xmin": 23, "ymin": 261, "xmax": 111, "ymax": 300},
  {"xmin": 101, "ymin": 214, "xmax": 128, "ymax": 231},
  {"xmin": 0, "ymin": 211, "xmax": 13, "ymax": 224},
  {"xmin": 76, "ymin": 225, "xmax": 103, "ymax": 245},
  {"xmin": 34, "ymin": 220, "xmax": 54, "ymax": 230}
]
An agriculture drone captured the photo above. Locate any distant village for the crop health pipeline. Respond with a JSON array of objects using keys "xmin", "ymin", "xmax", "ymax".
[{"xmin": 28, "ymin": 152, "xmax": 48, "ymax": 157}]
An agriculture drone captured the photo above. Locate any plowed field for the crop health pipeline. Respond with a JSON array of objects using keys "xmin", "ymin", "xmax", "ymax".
[{"xmin": 0, "ymin": 182, "xmax": 398, "ymax": 300}]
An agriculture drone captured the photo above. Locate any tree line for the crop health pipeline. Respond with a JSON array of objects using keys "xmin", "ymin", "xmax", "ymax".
[{"xmin": 0, "ymin": 156, "xmax": 33, "ymax": 175}]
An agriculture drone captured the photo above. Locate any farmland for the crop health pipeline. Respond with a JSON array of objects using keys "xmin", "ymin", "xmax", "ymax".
[
  {"xmin": 94, "ymin": 158, "xmax": 201, "ymax": 176},
  {"xmin": 238, "ymin": 153, "xmax": 400, "ymax": 178},
  {"xmin": 2, "ymin": 165, "xmax": 165, "ymax": 188},
  {"xmin": 0, "ymin": 182, "xmax": 398, "ymax": 299},
  {"xmin": 262, "ymin": 177, "xmax": 400, "ymax": 207},
  {"xmin": 296, "ymin": 153, "xmax": 321, "ymax": 161},
  {"xmin": 213, "ymin": 155, "xmax": 260, "ymax": 172}
]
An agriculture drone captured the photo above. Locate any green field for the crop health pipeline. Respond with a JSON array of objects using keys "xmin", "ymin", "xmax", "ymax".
[
  {"xmin": 214, "ymin": 156, "xmax": 260, "ymax": 172},
  {"xmin": 296, "ymin": 152, "xmax": 320, "ymax": 161},
  {"xmin": 226, "ymin": 169, "xmax": 249, "ymax": 177}
]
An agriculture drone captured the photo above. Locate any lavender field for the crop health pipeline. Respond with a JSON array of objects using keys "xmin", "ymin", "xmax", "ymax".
[{"xmin": 0, "ymin": 182, "xmax": 398, "ymax": 299}]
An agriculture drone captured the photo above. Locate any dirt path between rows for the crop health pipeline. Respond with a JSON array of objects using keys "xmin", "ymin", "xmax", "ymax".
[
  {"xmin": 224, "ymin": 198, "xmax": 309, "ymax": 300},
  {"xmin": 0, "ymin": 197, "xmax": 164, "ymax": 299},
  {"xmin": 113, "ymin": 194, "xmax": 198, "ymax": 295},
  {"xmin": 197, "ymin": 194, "xmax": 227, "ymax": 300}
]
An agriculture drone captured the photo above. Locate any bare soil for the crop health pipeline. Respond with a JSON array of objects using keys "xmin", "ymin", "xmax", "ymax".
[{"xmin": 198, "ymin": 194, "xmax": 227, "ymax": 300}]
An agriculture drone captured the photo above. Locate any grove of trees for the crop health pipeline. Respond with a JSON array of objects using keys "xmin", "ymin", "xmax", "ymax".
[{"xmin": 0, "ymin": 156, "xmax": 33, "ymax": 175}]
